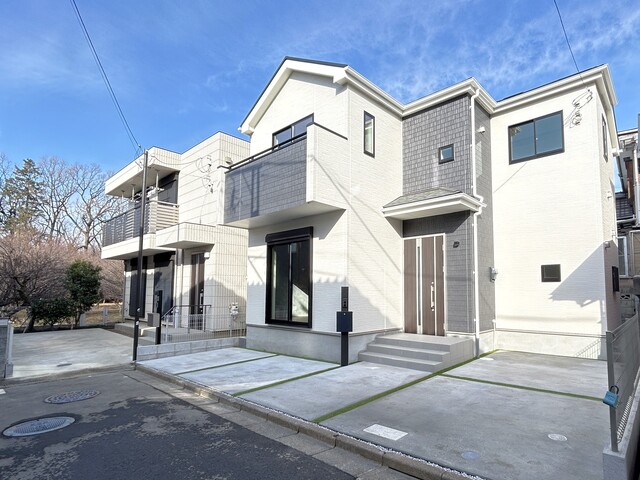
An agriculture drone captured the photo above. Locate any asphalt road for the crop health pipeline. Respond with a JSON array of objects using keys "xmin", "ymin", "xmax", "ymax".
[{"xmin": 0, "ymin": 368, "xmax": 367, "ymax": 480}]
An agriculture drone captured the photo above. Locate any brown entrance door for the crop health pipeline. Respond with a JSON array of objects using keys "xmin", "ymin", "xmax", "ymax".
[{"xmin": 404, "ymin": 235, "xmax": 445, "ymax": 335}]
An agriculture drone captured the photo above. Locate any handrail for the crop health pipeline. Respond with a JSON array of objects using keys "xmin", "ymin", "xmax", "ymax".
[
  {"xmin": 225, "ymin": 121, "xmax": 349, "ymax": 172},
  {"xmin": 226, "ymin": 133, "xmax": 307, "ymax": 172}
]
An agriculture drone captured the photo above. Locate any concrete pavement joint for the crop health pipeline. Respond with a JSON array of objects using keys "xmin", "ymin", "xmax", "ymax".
[
  {"xmin": 136, "ymin": 362, "xmax": 476, "ymax": 479},
  {"xmin": 171, "ymin": 353, "xmax": 278, "ymax": 375},
  {"xmin": 232, "ymin": 365, "xmax": 341, "ymax": 396},
  {"xmin": 440, "ymin": 373, "xmax": 601, "ymax": 402}
]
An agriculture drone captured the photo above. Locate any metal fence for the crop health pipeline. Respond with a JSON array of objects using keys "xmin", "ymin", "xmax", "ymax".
[
  {"xmin": 160, "ymin": 305, "xmax": 246, "ymax": 343},
  {"xmin": 606, "ymin": 313, "xmax": 640, "ymax": 452}
]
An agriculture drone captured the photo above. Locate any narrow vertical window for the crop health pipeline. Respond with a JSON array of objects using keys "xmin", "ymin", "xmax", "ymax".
[
  {"xmin": 602, "ymin": 115, "xmax": 608, "ymax": 161},
  {"xmin": 364, "ymin": 112, "xmax": 375, "ymax": 156}
]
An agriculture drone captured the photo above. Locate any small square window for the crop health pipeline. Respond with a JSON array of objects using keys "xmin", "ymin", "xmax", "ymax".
[
  {"xmin": 439, "ymin": 144, "xmax": 454, "ymax": 163},
  {"xmin": 541, "ymin": 264, "xmax": 561, "ymax": 282}
]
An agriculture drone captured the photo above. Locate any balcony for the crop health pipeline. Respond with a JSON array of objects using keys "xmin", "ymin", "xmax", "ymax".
[
  {"xmin": 101, "ymin": 200, "xmax": 179, "ymax": 259},
  {"xmin": 224, "ymin": 123, "xmax": 349, "ymax": 228}
]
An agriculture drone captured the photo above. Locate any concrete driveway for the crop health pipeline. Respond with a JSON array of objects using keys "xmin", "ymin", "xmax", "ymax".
[
  {"xmin": 139, "ymin": 348, "xmax": 609, "ymax": 480},
  {"xmin": 6, "ymin": 328, "xmax": 136, "ymax": 380}
]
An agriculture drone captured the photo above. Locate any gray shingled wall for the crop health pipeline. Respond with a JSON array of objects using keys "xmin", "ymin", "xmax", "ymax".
[
  {"xmin": 224, "ymin": 139, "xmax": 307, "ymax": 224},
  {"xmin": 402, "ymin": 95, "xmax": 472, "ymax": 196},
  {"xmin": 474, "ymin": 104, "xmax": 496, "ymax": 332}
]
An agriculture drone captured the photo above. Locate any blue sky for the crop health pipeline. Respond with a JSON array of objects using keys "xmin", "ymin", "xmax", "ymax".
[{"xmin": 0, "ymin": 0, "xmax": 638, "ymax": 174}]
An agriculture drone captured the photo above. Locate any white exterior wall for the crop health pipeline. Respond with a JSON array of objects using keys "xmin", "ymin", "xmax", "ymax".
[
  {"xmin": 491, "ymin": 83, "xmax": 613, "ymax": 353},
  {"xmin": 249, "ymin": 72, "xmax": 348, "ymax": 154},
  {"xmin": 247, "ymin": 211, "xmax": 348, "ymax": 332},
  {"xmin": 179, "ymin": 132, "xmax": 249, "ymax": 225},
  {"xmin": 344, "ymin": 87, "xmax": 403, "ymax": 333},
  {"xmin": 244, "ymin": 72, "xmax": 403, "ymax": 336}
]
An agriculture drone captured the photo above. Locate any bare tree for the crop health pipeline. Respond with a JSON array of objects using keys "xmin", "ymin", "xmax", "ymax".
[
  {"xmin": 65, "ymin": 164, "xmax": 123, "ymax": 251},
  {"xmin": 37, "ymin": 156, "xmax": 76, "ymax": 240}
]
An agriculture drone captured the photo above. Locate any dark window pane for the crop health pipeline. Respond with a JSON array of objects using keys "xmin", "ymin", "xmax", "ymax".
[
  {"xmin": 273, "ymin": 129, "xmax": 291, "ymax": 146},
  {"xmin": 270, "ymin": 244, "xmax": 290, "ymax": 320},
  {"xmin": 439, "ymin": 145, "xmax": 454, "ymax": 163},
  {"xmin": 364, "ymin": 112, "xmax": 374, "ymax": 155},
  {"xmin": 290, "ymin": 240, "xmax": 310, "ymax": 323},
  {"xmin": 510, "ymin": 122, "xmax": 535, "ymax": 161},
  {"xmin": 535, "ymin": 114, "xmax": 563, "ymax": 154},
  {"xmin": 292, "ymin": 115, "xmax": 313, "ymax": 137}
]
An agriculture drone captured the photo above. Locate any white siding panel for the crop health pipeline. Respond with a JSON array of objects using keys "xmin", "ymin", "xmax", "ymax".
[{"xmin": 491, "ymin": 84, "xmax": 610, "ymax": 338}]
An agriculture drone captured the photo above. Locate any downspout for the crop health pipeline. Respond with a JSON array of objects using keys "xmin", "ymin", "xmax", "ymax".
[
  {"xmin": 634, "ymin": 141, "xmax": 639, "ymax": 228},
  {"xmin": 470, "ymin": 88, "xmax": 484, "ymax": 357}
]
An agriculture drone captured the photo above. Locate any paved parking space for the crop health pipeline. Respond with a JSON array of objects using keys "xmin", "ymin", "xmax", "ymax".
[
  {"xmin": 240, "ymin": 362, "xmax": 427, "ymax": 420},
  {"xmin": 322, "ymin": 373, "xmax": 608, "ymax": 480},
  {"xmin": 178, "ymin": 355, "xmax": 336, "ymax": 394},
  {"xmin": 449, "ymin": 351, "xmax": 607, "ymax": 398},
  {"xmin": 139, "ymin": 348, "xmax": 275, "ymax": 375}
]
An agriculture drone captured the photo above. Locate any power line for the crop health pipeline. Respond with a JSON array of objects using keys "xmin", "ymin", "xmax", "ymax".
[
  {"xmin": 69, "ymin": 0, "xmax": 141, "ymax": 155},
  {"xmin": 553, "ymin": 0, "xmax": 585, "ymax": 85}
]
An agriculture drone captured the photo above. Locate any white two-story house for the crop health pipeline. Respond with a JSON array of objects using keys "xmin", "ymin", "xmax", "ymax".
[
  {"xmin": 223, "ymin": 57, "xmax": 619, "ymax": 364},
  {"xmin": 102, "ymin": 133, "xmax": 249, "ymax": 334}
]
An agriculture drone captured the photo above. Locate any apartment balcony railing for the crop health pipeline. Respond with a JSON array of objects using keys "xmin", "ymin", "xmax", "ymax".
[
  {"xmin": 223, "ymin": 123, "xmax": 349, "ymax": 228},
  {"xmin": 102, "ymin": 200, "xmax": 179, "ymax": 247}
]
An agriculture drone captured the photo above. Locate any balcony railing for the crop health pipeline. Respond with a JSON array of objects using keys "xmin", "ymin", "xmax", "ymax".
[
  {"xmin": 103, "ymin": 200, "xmax": 179, "ymax": 247},
  {"xmin": 224, "ymin": 122, "xmax": 349, "ymax": 227}
]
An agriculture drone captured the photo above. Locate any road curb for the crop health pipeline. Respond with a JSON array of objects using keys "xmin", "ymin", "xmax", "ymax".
[{"xmin": 135, "ymin": 362, "xmax": 478, "ymax": 480}]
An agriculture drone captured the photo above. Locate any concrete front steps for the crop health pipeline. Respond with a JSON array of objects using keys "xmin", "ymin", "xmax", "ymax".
[{"xmin": 358, "ymin": 333, "xmax": 474, "ymax": 373}]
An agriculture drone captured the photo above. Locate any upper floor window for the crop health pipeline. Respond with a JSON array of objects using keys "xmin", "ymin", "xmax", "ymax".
[
  {"xmin": 439, "ymin": 144, "xmax": 454, "ymax": 164},
  {"xmin": 508, "ymin": 111, "xmax": 564, "ymax": 163},
  {"xmin": 364, "ymin": 112, "xmax": 375, "ymax": 156},
  {"xmin": 602, "ymin": 115, "xmax": 608, "ymax": 161},
  {"xmin": 273, "ymin": 114, "xmax": 313, "ymax": 147}
]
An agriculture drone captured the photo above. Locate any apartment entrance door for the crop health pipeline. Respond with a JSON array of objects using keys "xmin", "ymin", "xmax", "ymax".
[
  {"xmin": 404, "ymin": 235, "xmax": 445, "ymax": 335},
  {"xmin": 189, "ymin": 253, "xmax": 205, "ymax": 329}
]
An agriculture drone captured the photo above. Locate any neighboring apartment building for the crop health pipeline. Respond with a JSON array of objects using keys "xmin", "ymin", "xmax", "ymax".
[
  {"xmin": 101, "ymin": 133, "xmax": 249, "ymax": 331},
  {"xmin": 615, "ymin": 124, "xmax": 639, "ymax": 320},
  {"xmin": 223, "ymin": 58, "xmax": 620, "ymax": 363}
]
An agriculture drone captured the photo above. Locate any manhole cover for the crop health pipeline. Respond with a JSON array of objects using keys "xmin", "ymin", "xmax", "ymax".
[
  {"xmin": 44, "ymin": 390, "xmax": 100, "ymax": 404},
  {"xmin": 461, "ymin": 450, "xmax": 481, "ymax": 460},
  {"xmin": 548, "ymin": 433, "xmax": 568, "ymax": 442},
  {"xmin": 3, "ymin": 417, "xmax": 75, "ymax": 437}
]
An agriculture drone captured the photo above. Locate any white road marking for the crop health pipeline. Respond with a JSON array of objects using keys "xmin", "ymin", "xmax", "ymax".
[{"xmin": 363, "ymin": 424, "xmax": 408, "ymax": 441}]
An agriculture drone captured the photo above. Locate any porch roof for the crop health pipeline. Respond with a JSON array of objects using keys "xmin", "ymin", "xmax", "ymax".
[{"xmin": 382, "ymin": 188, "xmax": 483, "ymax": 220}]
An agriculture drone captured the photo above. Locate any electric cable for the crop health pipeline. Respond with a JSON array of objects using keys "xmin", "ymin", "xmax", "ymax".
[
  {"xmin": 69, "ymin": 0, "xmax": 141, "ymax": 155},
  {"xmin": 553, "ymin": 0, "xmax": 586, "ymax": 87}
]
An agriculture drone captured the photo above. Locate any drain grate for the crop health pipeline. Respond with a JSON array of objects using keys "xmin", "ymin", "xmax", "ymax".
[
  {"xmin": 3, "ymin": 417, "xmax": 75, "ymax": 437},
  {"xmin": 44, "ymin": 390, "xmax": 100, "ymax": 404}
]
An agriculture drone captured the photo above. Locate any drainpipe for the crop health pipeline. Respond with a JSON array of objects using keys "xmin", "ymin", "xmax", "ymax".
[
  {"xmin": 634, "ymin": 141, "xmax": 639, "ymax": 228},
  {"xmin": 470, "ymin": 88, "xmax": 484, "ymax": 357}
]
